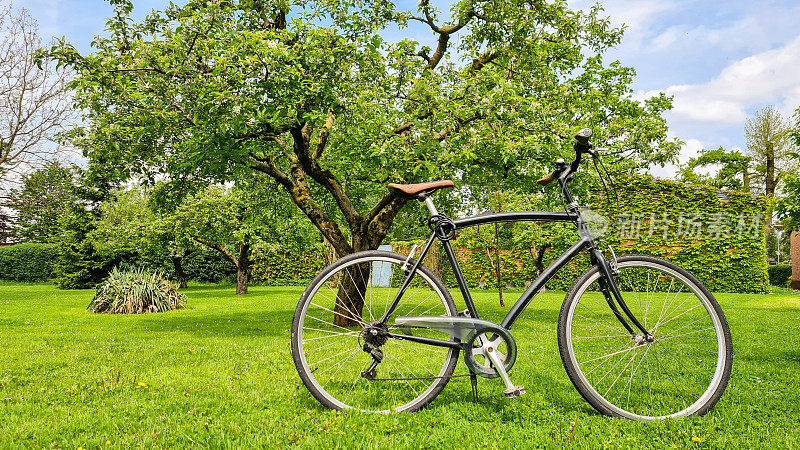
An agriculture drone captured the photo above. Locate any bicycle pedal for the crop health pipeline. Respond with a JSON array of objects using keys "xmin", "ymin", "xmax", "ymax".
[{"xmin": 503, "ymin": 385, "xmax": 526, "ymax": 399}]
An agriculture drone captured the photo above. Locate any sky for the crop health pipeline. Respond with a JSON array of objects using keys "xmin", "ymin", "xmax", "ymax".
[{"xmin": 9, "ymin": 0, "xmax": 800, "ymax": 179}]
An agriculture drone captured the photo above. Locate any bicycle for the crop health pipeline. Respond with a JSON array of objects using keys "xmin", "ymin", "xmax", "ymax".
[{"xmin": 290, "ymin": 129, "xmax": 733, "ymax": 420}]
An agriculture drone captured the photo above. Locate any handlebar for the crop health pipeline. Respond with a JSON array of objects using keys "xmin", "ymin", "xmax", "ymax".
[{"xmin": 536, "ymin": 128, "xmax": 593, "ymax": 186}]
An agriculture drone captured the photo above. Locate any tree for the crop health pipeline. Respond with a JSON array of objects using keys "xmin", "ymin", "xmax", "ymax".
[
  {"xmin": 0, "ymin": 5, "xmax": 72, "ymax": 183},
  {"xmin": 55, "ymin": 201, "xmax": 113, "ymax": 289},
  {"xmin": 0, "ymin": 208, "xmax": 14, "ymax": 244},
  {"xmin": 776, "ymin": 174, "xmax": 800, "ymax": 233},
  {"xmin": 677, "ymin": 147, "xmax": 752, "ymax": 191},
  {"xmin": 90, "ymin": 187, "xmax": 197, "ymax": 288},
  {"xmin": 53, "ymin": 170, "xmax": 117, "ymax": 289},
  {"xmin": 7, "ymin": 162, "xmax": 77, "ymax": 243},
  {"xmin": 458, "ymin": 189, "xmax": 574, "ymax": 302},
  {"xmin": 175, "ymin": 179, "xmax": 306, "ymax": 294},
  {"xmin": 52, "ymin": 0, "xmax": 679, "ymax": 324},
  {"xmin": 745, "ymin": 106, "xmax": 796, "ymax": 198}
]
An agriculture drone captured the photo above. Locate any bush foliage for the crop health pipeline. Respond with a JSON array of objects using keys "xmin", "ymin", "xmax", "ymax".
[
  {"xmin": 0, "ymin": 243, "xmax": 59, "ymax": 282},
  {"xmin": 768, "ymin": 264, "xmax": 792, "ymax": 287},
  {"xmin": 88, "ymin": 267, "xmax": 186, "ymax": 314}
]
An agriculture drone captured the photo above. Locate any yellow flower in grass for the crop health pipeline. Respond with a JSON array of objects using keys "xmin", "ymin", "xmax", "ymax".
[{"xmin": 138, "ymin": 382, "xmax": 147, "ymax": 388}]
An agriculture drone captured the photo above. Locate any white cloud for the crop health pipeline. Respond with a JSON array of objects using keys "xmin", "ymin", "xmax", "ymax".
[
  {"xmin": 649, "ymin": 137, "xmax": 704, "ymax": 179},
  {"xmin": 636, "ymin": 33, "xmax": 800, "ymax": 125},
  {"xmin": 650, "ymin": 26, "xmax": 684, "ymax": 52},
  {"xmin": 569, "ymin": 0, "xmax": 675, "ymax": 50}
]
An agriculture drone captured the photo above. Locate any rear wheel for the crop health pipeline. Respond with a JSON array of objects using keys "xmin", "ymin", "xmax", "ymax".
[
  {"xmin": 558, "ymin": 255, "xmax": 732, "ymax": 420},
  {"xmin": 291, "ymin": 251, "xmax": 459, "ymax": 413}
]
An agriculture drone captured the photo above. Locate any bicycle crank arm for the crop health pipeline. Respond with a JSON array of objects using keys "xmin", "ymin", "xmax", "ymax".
[{"xmin": 484, "ymin": 342, "xmax": 525, "ymax": 399}]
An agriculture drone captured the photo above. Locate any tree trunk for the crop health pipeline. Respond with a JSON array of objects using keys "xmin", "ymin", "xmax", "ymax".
[
  {"xmin": 743, "ymin": 170, "xmax": 750, "ymax": 192},
  {"xmin": 333, "ymin": 260, "xmax": 370, "ymax": 327},
  {"xmin": 250, "ymin": 123, "xmax": 407, "ymax": 322},
  {"xmin": 535, "ymin": 243, "xmax": 551, "ymax": 276},
  {"xmin": 765, "ymin": 144, "xmax": 775, "ymax": 230},
  {"xmin": 192, "ymin": 237, "xmax": 251, "ymax": 295},
  {"xmin": 172, "ymin": 256, "xmax": 188, "ymax": 289},
  {"xmin": 766, "ymin": 147, "xmax": 776, "ymax": 197},
  {"xmin": 236, "ymin": 243, "xmax": 250, "ymax": 295},
  {"xmin": 494, "ymin": 221, "xmax": 504, "ymax": 307}
]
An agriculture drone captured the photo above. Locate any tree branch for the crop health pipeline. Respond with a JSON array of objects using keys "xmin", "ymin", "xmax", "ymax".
[
  {"xmin": 290, "ymin": 123, "xmax": 362, "ymax": 230},
  {"xmin": 248, "ymin": 152, "xmax": 354, "ymax": 257},
  {"xmin": 193, "ymin": 236, "xmax": 238, "ymax": 268},
  {"xmin": 312, "ymin": 111, "xmax": 335, "ymax": 160},
  {"xmin": 469, "ymin": 49, "xmax": 503, "ymax": 75},
  {"xmin": 364, "ymin": 195, "xmax": 408, "ymax": 248}
]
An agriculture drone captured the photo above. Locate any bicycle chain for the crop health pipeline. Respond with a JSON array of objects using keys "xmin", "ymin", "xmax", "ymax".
[{"xmin": 368, "ymin": 373, "xmax": 474, "ymax": 381}]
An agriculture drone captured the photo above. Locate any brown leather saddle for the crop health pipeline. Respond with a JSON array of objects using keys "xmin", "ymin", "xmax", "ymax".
[{"xmin": 387, "ymin": 180, "xmax": 455, "ymax": 199}]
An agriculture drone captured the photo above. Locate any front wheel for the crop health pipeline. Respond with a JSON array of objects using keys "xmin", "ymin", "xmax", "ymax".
[
  {"xmin": 558, "ymin": 255, "xmax": 732, "ymax": 420},
  {"xmin": 291, "ymin": 251, "xmax": 459, "ymax": 413}
]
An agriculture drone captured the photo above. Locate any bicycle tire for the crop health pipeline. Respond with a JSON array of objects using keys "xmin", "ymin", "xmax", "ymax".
[
  {"xmin": 558, "ymin": 255, "xmax": 732, "ymax": 420},
  {"xmin": 291, "ymin": 250, "xmax": 459, "ymax": 413}
]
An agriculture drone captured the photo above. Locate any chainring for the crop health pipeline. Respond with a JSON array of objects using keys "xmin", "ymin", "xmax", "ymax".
[{"xmin": 463, "ymin": 326, "xmax": 517, "ymax": 379}]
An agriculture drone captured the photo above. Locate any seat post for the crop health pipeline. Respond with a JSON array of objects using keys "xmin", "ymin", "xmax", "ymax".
[{"xmin": 423, "ymin": 196, "xmax": 439, "ymax": 216}]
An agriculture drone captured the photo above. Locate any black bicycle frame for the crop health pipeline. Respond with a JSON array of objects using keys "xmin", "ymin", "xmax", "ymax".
[{"xmin": 381, "ymin": 209, "xmax": 651, "ymax": 350}]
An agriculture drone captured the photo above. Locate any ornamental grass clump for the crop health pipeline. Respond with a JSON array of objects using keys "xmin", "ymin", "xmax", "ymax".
[{"xmin": 88, "ymin": 267, "xmax": 186, "ymax": 314}]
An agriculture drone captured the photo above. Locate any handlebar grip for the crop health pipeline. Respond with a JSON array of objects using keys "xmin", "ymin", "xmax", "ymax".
[
  {"xmin": 536, "ymin": 172, "xmax": 556, "ymax": 186},
  {"xmin": 575, "ymin": 128, "xmax": 592, "ymax": 146}
]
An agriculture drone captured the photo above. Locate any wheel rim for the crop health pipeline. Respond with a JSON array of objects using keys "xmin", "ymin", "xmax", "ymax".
[
  {"xmin": 296, "ymin": 256, "xmax": 456, "ymax": 413},
  {"xmin": 565, "ymin": 260, "xmax": 728, "ymax": 419}
]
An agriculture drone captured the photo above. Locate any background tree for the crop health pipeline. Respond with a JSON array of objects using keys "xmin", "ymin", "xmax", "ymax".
[
  {"xmin": 55, "ymin": 201, "xmax": 112, "ymax": 289},
  {"xmin": 52, "ymin": 0, "xmax": 680, "ymax": 322},
  {"xmin": 53, "ymin": 168, "xmax": 117, "ymax": 289},
  {"xmin": 458, "ymin": 189, "xmax": 574, "ymax": 303},
  {"xmin": 175, "ymin": 179, "xmax": 306, "ymax": 295},
  {"xmin": 776, "ymin": 174, "xmax": 800, "ymax": 233},
  {"xmin": 745, "ymin": 106, "xmax": 796, "ymax": 198},
  {"xmin": 7, "ymin": 162, "xmax": 77, "ymax": 243},
  {"xmin": 0, "ymin": 208, "xmax": 14, "ymax": 244},
  {"xmin": 0, "ymin": 5, "xmax": 72, "ymax": 184},
  {"xmin": 677, "ymin": 147, "xmax": 752, "ymax": 191},
  {"xmin": 90, "ymin": 187, "xmax": 197, "ymax": 288}
]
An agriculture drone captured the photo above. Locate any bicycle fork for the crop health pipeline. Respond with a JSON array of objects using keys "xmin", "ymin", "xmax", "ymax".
[{"xmin": 591, "ymin": 248, "xmax": 652, "ymax": 341}]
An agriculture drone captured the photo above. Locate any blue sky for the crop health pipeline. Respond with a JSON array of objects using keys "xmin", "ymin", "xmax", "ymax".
[{"xmin": 12, "ymin": 0, "xmax": 800, "ymax": 179}]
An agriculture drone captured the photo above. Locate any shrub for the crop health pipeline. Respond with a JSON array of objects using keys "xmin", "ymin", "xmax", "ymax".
[
  {"xmin": 0, "ymin": 243, "xmax": 59, "ymax": 282},
  {"xmin": 88, "ymin": 267, "xmax": 186, "ymax": 314},
  {"xmin": 768, "ymin": 264, "xmax": 792, "ymax": 287},
  {"xmin": 182, "ymin": 248, "xmax": 237, "ymax": 283}
]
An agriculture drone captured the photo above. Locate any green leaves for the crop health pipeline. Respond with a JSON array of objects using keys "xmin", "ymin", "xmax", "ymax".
[
  {"xmin": 776, "ymin": 173, "xmax": 800, "ymax": 231},
  {"xmin": 51, "ymin": 0, "xmax": 682, "ymax": 256}
]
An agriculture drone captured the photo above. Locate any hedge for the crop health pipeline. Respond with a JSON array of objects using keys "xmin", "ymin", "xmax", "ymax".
[
  {"xmin": 595, "ymin": 175, "xmax": 768, "ymax": 293},
  {"xmin": 250, "ymin": 246, "xmax": 329, "ymax": 285},
  {"xmin": 1, "ymin": 176, "xmax": 768, "ymax": 294},
  {"xmin": 393, "ymin": 175, "xmax": 769, "ymax": 294},
  {"xmin": 182, "ymin": 249, "xmax": 237, "ymax": 283},
  {"xmin": 768, "ymin": 264, "xmax": 792, "ymax": 287},
  {"xmin": 0, "ymin": 243, "xmax": 59, "ymax": 282}
]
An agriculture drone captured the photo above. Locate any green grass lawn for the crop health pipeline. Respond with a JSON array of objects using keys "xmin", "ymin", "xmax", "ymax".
[{"xmin": 1, "ymin": 282, "xmax": 800, "ymax": 448}]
